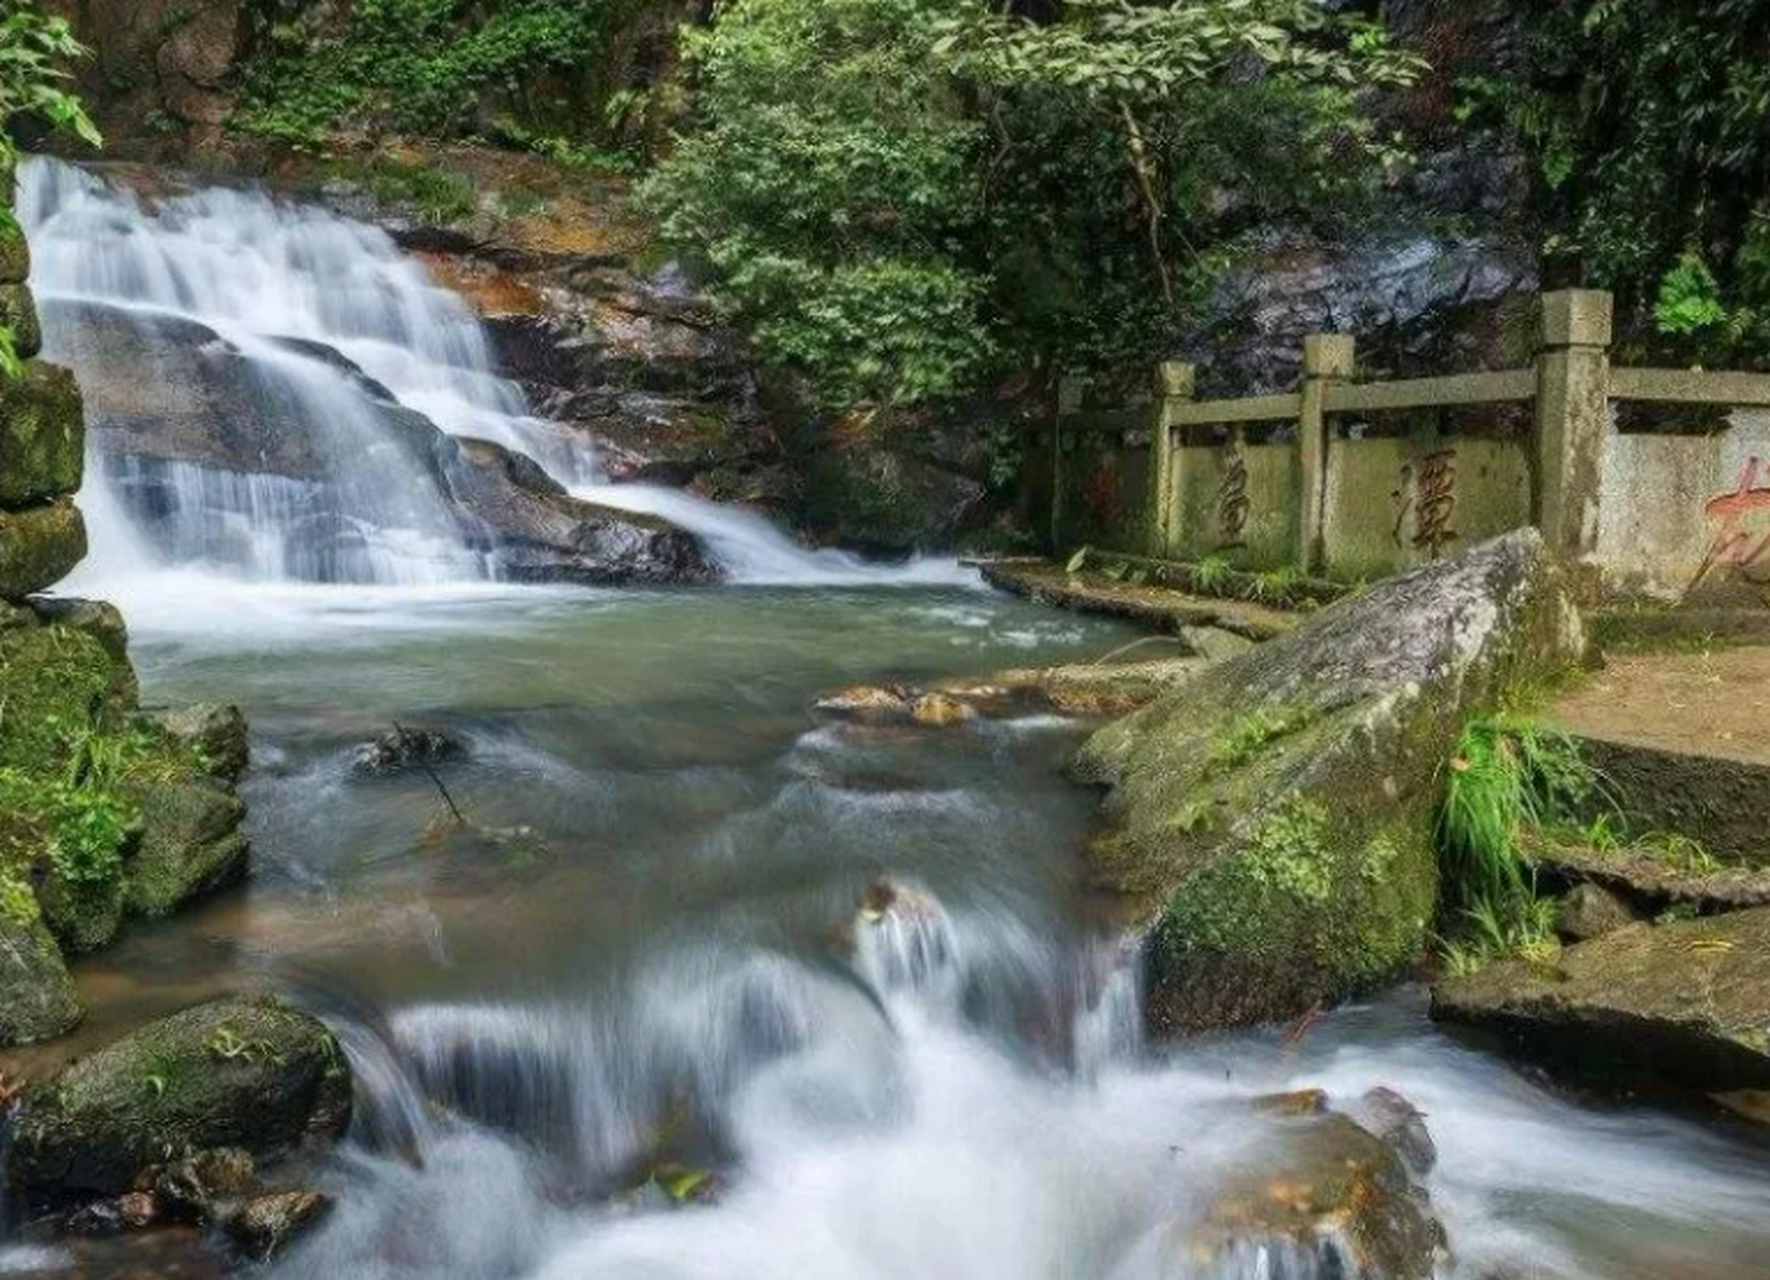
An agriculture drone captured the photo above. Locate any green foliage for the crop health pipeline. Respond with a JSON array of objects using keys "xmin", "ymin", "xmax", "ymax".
[
  {"xmin": 239, "ymin": 0, "xmax": 626, "ymax": 149},
  {"xmin": 1437, "ymin": 716, "xmax": 1595, "ymax": 910},
  {"xmin": 1475, "ymin": 1, "xmax": 1770, "ymax": 363},
  {"xmin": 355, "ymin": 158, "xmax": 478, "ymax": 225},
  {"xmin": 1653, "ymin": 252, "xmax": 1728, "ymax": 337},
  {"xmin": 1438, "ymin": 889, "xmax": 1560, "ymax": 978},
  {"xmin": 1191, "ymin": 555, "xmax": 1232, "ymax": 595},
  {"xmin": 0, "ymin": 4, "xmax": 100, "ymax": 378},
  {"xmin": 1207, "ymin": 705, "xmax": 1312, "ymax": 773},
  {"xmin": 642, "ymin": 0, "xmax": 1419, "ymax": 412}
]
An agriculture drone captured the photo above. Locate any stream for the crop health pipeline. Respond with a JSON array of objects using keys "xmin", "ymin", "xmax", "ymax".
[{"xmin": 4, "ymin": 159, "xmax": 1770, "ymax": 1280}]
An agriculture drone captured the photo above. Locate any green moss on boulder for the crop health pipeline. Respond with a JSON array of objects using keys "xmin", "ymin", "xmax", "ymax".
[
  {"xmin": 0, "ymin": 282, "xmax": 42, "ymax": 360},
  {"xmin": 7, "ymin": 994, "xmax": 353, "ymax": 1200},
  {"xmin": 0, "ymin": 361, "xmax": 84, "ymax": 506},
  {"xmin": 127, "ymin": 778, "xmax": 250, "ymax": 916},
  {"xmin": 0, "ymin": 622, "xmax": 119, "ymax": 770},
  {"xmin": 1074, "ymin": 531, "xmax": 1585, "ymax": 1033},
  {"xmin": 38, "ymin": 868, "xmax": 126, "ymax": 954},
  {"xmin": 0, "ymin": 229, "xmax": 29, "ymax": 286},
  {"xmin": 0, "ymin": 880, "xmax": 83, "ymax": 1045},
  {"xmin": 0, "ymin": 498, "xmax": 87, "ymax": 600}
]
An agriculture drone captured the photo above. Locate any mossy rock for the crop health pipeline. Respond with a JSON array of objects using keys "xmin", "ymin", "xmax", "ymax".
[
  {"xmin": 0, "ymin": 622, "xmax": 119, "ymax": 770},
  {"xmin": 1432, "ymin": 905, "xmax": 1770, "ymax": 1097},
  {"xmin": 127, "ymin": 779, "xmax": 250, "ymax": 917},
  {"xmin": 0, "ymin": 361, "xmax": 84, "ymax": 506},
  {"xmin": 0, "ymin": 888, "xmax": 83, "ymax": 1046},
  {"xmin": 0, "ymin": 282, "xmax": 42, "ymax": 360},
  {"xmin": 0, "ymin": 228, "xmax": 29, "ymax": 286},
  {"xmin": 7, "ymin": 994, "xmax": 353, "ymax": 1201},
  {"xmin": 29, "ymin": 597, "xmax": 139, "ymax": 713},
  {"xmin": 38, "ymin": 866, "xmax": 126, "ymax": 955},
  {"xmin": 1074, "ymin": 531, "xmax": 1585, "ymax": 1033},
  {"xmin": 0, "ymin": 498, "xmax": 87, "ymax": 600}
]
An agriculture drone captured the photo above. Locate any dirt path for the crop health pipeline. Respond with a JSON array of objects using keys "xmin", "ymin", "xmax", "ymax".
[{"xmin": 1552, "ymin": 648, "xmax": 1770, "ymax": 766}]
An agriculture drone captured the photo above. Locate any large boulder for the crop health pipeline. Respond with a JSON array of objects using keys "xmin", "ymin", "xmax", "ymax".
[
  {"xmin": 152, "ymin": 702, "xmax": 250, "ymax": 783},
  {"xmin": 0, "ymin": 499, "xmax": 86, "ymax": 601},
  {"xmin": 0, "ymin": 896, "xmax": 83, "ymax": 1045},
  {"xmin": 0, "ymin": 360, "xmax": 84, "ymax": 506},
  {"xmin": 7, "ymin": 994, "xmax": 352, "ymax": 1201},
  {"xmin": 0, "ymin": 621, "xmax": 121, "ymax": 768},
  {"xmin": 1074, "ymin": 531, "xmax": 1585, "ymax": 1033},
  {"xmin": 1432, "ymin": 906, "xmax": 1770, "ymax": 1096}
]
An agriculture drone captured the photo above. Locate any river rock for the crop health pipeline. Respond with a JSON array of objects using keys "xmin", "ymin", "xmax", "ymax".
[
  {"xmin": 1191, "ymin": 1110, "xmax": 1440, "ymax": 1280},
  {"xmin": 225, "ymin": 1189, "xmax": 335, "ymax": 1261},
  {"xmin": 909, "ymin": 692, "xmax": 970, "ymax": 728},
  {"xmin": 814, "ymin": 685, "xmax": 915, "ymax": 723},
  {"xmin": 7, "ymin": 994, "xmax": 352, "ymax": 1201},
  {"xmin": 1431, "ymin": 906, "xmax": 1770, "ymax": 1097},
  {"xmin": 126, "ymin": 778, "xmax": 250, "ymax": 917},
  {"xmin": 0, "ymin": 498, "xmax": 87, "ymax": 601},
  {"xmin": 153, "ymin": 702, "xmax": 250, "ymax": 782},
  {"xmin": 1178, "ymin": 624, "xmax": 1258, "ymax": 664},
  {"xmin": 352, "ymin": 725, "xmax": 466, "ymax": 777},
  {"xmin": 0, "ymin": 904, "xmax": 83, "ymax": 1046},
  {"xmin": 1074, "ymin": 531, "xmax": 1584, "ymax": 1033},
  {"xmin": 0, "ymin": 360, "xmax": 84, "ymax": 506},
  {"xmin": 1553, "ymin": 882, "xmax": 1642, "ymax": 943}
]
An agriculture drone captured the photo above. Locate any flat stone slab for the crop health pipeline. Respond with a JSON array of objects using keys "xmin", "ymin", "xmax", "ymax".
[
  {"xmin": 1551, "ymin": 650, "xmax": 1770, "ymax": 865},
  {"xmin": 1526, "ymin": 836, "xmax": 1770, "ymax": 913},
  {"xmin": 978, "ymin": 560, "xmax": 1300, "ymax": 641},
  {"xmin": 1432, "ymin": 906, "xmax": 1770, "ymax": 1097}
]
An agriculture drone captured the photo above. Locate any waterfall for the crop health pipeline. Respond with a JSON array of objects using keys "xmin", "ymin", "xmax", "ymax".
[{"xmin": 17, "ymin": 158, "xmax": 976, "ymax": 596}]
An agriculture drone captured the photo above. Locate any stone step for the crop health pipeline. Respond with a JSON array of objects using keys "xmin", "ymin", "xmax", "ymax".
[
  {"xmin": 1549, "ymin": 649, "xmax": 1770, "ymax": 866},
  {"xmin": 1524, "ymin": 834, "xmax": 1770, "ymax": 914},
  {"xmin": 976, "ymin": 559, "xmax": 1301, "ymax": 642}
]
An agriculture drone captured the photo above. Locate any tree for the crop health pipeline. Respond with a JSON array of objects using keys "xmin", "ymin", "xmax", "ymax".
[
  {"xmin": 642, "ymin": 0, "xmax": 1422, "ymax": 414},
  {"xmin": 0, "ymin": 2, "xmax": 99, "ymax": 377}
]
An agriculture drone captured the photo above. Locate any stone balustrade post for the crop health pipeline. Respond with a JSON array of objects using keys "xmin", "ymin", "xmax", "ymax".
[
  {"xmin": 1153, "ymin": 361, "xmax": 1195, "ymax": 558},
  {"xmin": 1299, "ymin": 334, "xmax": 1355, "ymax": 573},
  {"xmin": 1534, "ymin": 290, "xmax": 1614, "ymax": 562}
]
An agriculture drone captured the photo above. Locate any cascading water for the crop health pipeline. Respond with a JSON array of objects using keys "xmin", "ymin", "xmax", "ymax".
[{"xmin": 18, "ymin": 157, "xmax": 976, "ymax": 600}]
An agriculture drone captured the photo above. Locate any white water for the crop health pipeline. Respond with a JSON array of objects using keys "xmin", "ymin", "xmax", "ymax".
[{"xmin": 17, "ymin": 157, "xmax": 975, "ymax": 602}]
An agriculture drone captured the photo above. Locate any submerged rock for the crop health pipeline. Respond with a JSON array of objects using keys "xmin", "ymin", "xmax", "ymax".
[
  {"xmin": 7, "ymin": 994, "xmax": 352, "ymax": 1201},
  {"xmin": 150, "ymin": 1147, "xmax": 258, "ymax": 1223},
  {"xmin": 1192, "ymin": 1109, "xmax": 1441, "ymax": 1280},
  {"xmin": 0, "ymin": 903, "xmax": 83, "ymax": 1045},
  {"xmin": 1432, "ymin": 906, "xmax": 1770, "ymax": 1098},
  {"xmin": 814, "ymin": 685, "xmax": 916, "ymax": 723},
  {"xmin": 909, "ymin": 692, "xmax": 970, "ymax": 728},
  {"xmin": 352, "ymin": 725, "xmax": 467, "ymax": 777},
  {"xmin": 1074, "ymin": 531, "xmax": 1585, "ymax": 1033}
]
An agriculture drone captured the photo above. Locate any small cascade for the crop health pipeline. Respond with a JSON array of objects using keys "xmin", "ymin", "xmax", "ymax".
[{"xmin": 17, "ymin": 157, "xmax": 975, "ymax": 595}]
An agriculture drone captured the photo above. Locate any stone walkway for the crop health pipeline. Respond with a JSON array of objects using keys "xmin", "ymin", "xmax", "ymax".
[
  {"xmin": 977, "ymin": 559, "xmax": 1301, "ymax": 642},
  {"xmin": 1551, "ymin": 647, "xmax": 1770, "ymax": 865}
]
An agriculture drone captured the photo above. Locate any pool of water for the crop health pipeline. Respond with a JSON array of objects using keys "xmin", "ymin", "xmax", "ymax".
[{"xmin": 4, "ymin": 580, "xmax": 1768, "ymax": 1280}]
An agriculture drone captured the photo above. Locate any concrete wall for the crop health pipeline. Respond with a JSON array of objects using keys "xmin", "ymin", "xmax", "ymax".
[
  {"xmin": 1168, "ymin": 440, "xmax": 1298, "ymax": 569},
  {"xmin": 1594, "ymin": 409, "xmax": 1770, "ymax": 601},
  {"xmin": 1323, "ymin": 434, "xmax": 1531, "ymax": 582}
]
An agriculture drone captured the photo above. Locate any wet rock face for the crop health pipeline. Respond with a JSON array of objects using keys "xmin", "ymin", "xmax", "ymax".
[
  {"xmin": 1432, "ymin": 905, "xmax": 1770, "ymax": 1097},
  {"xmin": 1554, "ymin": 882, "xmax": 1643, "ymax": 943},
  {"xmin": 127, "ymin": 778, "xmax": 251, "ymax": 917},
  {"xmin": 1076, "ymin": 531, "xmax": 1586, "ymax": 1034},
  {"xmin": 226, "ymin": 1189, "xmax": 334, "ymax": 1261},
  {"xmin": 1193, "ymin": 1101, "xmax": 1443, "ymax": 1279},
  {"xmin": 8, "ymin": 994, "xmax": 352, "ymax": 1203}
]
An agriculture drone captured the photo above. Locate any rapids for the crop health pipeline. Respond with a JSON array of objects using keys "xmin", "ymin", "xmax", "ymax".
[{"xmin": 3, "ymin": 160, "xmax": 1769, "ymax": 1280}]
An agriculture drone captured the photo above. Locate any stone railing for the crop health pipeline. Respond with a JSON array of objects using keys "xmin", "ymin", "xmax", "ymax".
[{"xmin": 1031, "ymin": 289, "xmax": 1770, "ymax": 600}]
